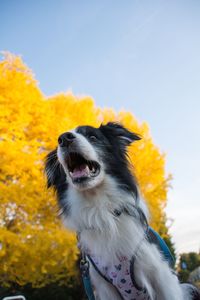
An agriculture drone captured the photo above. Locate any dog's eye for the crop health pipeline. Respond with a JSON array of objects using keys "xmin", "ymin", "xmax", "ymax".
[{"xmin": 89, "ymin": 135, "xmax": 97, "ymax": 142}]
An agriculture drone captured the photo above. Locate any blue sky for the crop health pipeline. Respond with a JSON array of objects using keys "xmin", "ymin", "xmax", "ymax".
[{"xmin": 1, "ymin": 0, "xmax": 200, "ymax": 254}]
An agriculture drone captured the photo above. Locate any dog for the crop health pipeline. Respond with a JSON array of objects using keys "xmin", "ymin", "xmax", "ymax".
[{"xmin": 45, "ymin": 122, "xmax": 200, "ymax": 300}]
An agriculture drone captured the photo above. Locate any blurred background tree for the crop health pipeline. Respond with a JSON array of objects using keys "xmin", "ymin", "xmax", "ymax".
[
  {"xmin": 0, "ymin": 53, "xmax": 174, "ymax": 297},
  {"xmin": 178, "ymin": 252, "xmax": 200, "ymax": 283}
]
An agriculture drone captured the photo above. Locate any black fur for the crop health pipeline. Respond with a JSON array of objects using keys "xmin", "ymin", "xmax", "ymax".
[
  {"xmin": 76, "ymin": 122, "xmax": 141, "ymax": 199},
  {"xmin": 45, "ymin": 149, "xmax": 70, "ymax": 215}
]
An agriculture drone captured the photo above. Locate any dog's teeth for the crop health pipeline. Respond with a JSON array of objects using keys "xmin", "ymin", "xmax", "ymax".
[{"xmin": 85, "ymin": 165, "xmax": 90, "ymax": 173}]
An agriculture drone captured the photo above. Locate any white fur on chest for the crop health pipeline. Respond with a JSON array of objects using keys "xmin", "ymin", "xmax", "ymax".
[{"xmin": 62, "ymin": 176, "xmax": 145, "ymax": 264}]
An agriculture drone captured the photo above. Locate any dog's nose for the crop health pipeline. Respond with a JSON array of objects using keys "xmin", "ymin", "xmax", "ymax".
[{"xmin": 58, "ymin": 132, "xmax": 76, "ymax": 147}]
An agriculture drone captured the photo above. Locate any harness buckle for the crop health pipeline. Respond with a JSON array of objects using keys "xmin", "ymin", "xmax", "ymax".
[{"xmin": 80, "ymin": 257, "xmax": 90, "ymax": 277}]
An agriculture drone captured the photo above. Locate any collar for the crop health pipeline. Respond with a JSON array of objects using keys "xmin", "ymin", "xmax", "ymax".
[{"xmin": 113, "ymin": 204, "xmax": 149, "ymax": 229}]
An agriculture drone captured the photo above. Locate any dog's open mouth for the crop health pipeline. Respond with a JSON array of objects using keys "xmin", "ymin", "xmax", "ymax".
[{"xmin": 66, "ymin": 152, "xmax": 100, "ymax": 181}]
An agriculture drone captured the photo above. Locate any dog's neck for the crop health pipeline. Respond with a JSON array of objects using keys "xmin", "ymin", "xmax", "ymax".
[
  {"xmin": 61, "ymin": 175, "xmax": 145, "ymax": 263},
  {"xmin": 63, "ymin": 175, "xmax": 128, "ymax": 230}
]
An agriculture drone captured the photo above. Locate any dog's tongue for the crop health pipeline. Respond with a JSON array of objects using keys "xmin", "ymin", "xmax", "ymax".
[{"xmin": 70, "ymin": 164, "xmax": 90, "ymax": 179}]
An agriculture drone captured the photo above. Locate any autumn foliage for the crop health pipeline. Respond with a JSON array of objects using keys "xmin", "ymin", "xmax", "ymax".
[{"xmin": 0, "ymin": 53, "xmax": 171, "ymax": 288}]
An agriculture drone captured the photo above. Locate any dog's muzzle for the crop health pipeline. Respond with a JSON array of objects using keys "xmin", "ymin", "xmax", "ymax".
[{"xmin": 58, "ymin": 132, "xmax": 101, "ymax": 183}]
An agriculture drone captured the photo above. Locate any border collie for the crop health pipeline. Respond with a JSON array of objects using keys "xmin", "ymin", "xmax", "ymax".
[{"xmin": 45, "ymin": 122, "xmax": 199, "ymax": 300}]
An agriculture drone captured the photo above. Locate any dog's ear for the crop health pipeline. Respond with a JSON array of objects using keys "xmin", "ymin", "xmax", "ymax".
[
  {"xmin": 45, "ymin": 149, "xmax": 65, "ymax": 188},
  {"xmin": 100, "ymin": 122, "xmax": 141, "ymax": 146}
]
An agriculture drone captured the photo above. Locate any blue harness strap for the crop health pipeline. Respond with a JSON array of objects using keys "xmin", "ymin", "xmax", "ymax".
[
  {"xmin": 147, "ymin": 227, "xmax": 175, "ymax": 267},
  {"xmin": 82, "ymin": 275, "xmax": 95, "ymax": 300},
  {"xmin": 80, "ymin": 254, "xmax": 96, "ymax": 300}
]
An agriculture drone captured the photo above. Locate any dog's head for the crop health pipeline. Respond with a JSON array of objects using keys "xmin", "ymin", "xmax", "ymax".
[{"xmin": 45, "ymin": 122, "xmax": 141, "ymax": 195}]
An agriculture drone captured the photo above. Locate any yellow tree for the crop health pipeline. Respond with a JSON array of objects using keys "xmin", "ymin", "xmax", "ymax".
[{"xmin": 0, "ymin": 53, "xmax": 171, "ymax": 288}]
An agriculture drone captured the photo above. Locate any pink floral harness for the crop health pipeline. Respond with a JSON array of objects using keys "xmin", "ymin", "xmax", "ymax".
[
  {"xmin": 88, "ymin": 253, "xmax": 150, "ymax": 300},
  {"xmin": 80, "ymin": 225, "xmax": 174, "ymax": 300}
]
